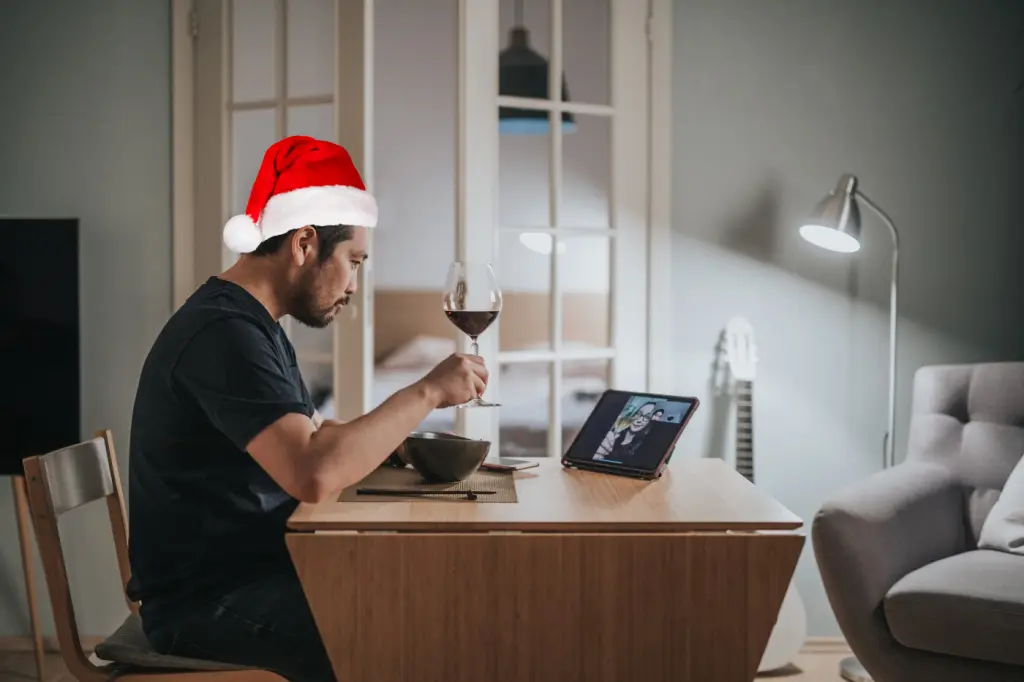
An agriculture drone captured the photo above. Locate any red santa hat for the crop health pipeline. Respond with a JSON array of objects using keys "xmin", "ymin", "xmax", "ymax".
[{"xmin": 223, "ymin": 135, "xmax": 378, "ymax": 253}]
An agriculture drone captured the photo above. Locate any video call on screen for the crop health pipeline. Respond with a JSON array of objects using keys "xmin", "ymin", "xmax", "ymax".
[{"xmin": 570, "ymin": 393, "xmax": 694, "ymax": 471}]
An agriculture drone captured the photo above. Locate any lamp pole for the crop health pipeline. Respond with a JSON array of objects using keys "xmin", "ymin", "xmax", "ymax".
[
  {"xmin": 839, "ymin": 190, "xmax": 899, "ymax": 681},
  {"xmin": 802, "ymin": 176, "xmax": 901, "ymax": 682},
  {"xmin": 853, "ymin": 190, "xmax": 899, "ymax": 469}
]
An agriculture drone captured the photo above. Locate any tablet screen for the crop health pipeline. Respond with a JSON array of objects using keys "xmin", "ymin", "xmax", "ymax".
[{"xmin": 564, "ymin": 391, "xmax": 698, "ymax": 474}]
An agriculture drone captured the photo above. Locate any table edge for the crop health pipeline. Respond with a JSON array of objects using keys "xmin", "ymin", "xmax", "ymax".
[{"xmin": 285, "ymin": 519, "xmax": 804, "ymax": 532}]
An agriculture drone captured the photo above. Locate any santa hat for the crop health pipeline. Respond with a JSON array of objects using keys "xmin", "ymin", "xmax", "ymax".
[{"xmin": 223, "ymin": 135, "xmax": 378, "ymax": 253}]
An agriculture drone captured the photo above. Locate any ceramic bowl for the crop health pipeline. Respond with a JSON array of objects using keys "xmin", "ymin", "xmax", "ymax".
[{"xmin": 399, "ymin": 431, "xmax": 491, "ymax": 483}]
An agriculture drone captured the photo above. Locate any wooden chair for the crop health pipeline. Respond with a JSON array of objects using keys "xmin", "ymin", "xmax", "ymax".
[{"xmin": 21, "ymin": 430, "xmax": 287, "ymax": 681}]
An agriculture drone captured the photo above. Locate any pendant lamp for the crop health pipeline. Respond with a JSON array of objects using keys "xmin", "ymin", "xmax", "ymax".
[{"xmin": 499, "ymin": 0, "xmax": 577, "ymax": 134}]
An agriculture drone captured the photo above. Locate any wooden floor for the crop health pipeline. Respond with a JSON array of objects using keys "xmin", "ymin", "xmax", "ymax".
[{"xmin": 0, "ymin": 651, "xmax": 853, "ymax": 682}]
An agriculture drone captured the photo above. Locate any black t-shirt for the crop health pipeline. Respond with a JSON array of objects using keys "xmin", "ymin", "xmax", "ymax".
[{"xmin": 126, "ymin": 277, "xmax": 314, "ymax": 627}]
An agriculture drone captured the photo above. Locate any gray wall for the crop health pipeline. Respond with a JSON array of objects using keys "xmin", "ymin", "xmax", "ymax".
[
  {"xmin": 672, "ymin": 0, "xmax": 1024, "ymax": 636},
  {"xmin": 0, "ymin": 0, "xmax": 171, "ymax": 637}
]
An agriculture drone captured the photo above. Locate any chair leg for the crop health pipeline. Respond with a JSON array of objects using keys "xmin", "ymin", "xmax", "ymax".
[{"xmin": 12, "ymin": 475, "xmax": 46, "ymax": 681}]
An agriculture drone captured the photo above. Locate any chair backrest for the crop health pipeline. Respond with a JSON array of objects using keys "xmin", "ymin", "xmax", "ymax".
[
  {"xmin": 906, "ymin": 362, "xmax": 1024, "ymax": 543},
  {"xmin": 22, "ymin": 429, "xmax": 135, "ymax": 682}
]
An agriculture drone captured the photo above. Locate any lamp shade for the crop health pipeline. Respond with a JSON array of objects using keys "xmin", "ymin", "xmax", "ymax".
[
  {"xmin": 799, "ymin": 174, "xmax": 862, "ymax": 253},
  {"xmin": 499, "ymin": 28, "xmax": 577, "ymax": 135}
]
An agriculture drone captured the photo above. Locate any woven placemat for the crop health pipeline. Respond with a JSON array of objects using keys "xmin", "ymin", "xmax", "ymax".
[{"xmin": 339, "ymin": 466, "xmax": 518, "ymax": 503}]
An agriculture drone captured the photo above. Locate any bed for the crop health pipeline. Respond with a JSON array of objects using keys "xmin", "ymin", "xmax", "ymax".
[{"xmin": 307, "ymin": 289, "xmax": 611, "ymax": 457}]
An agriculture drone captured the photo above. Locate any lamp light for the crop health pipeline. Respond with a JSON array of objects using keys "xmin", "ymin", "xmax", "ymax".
[
  {"xmin": 499, "ymin": 0, "xmax": 577, "ymax": 135},
  {"xmin": 801, "ymin": 174, "xmax": 901, "ymax": 682},
  {"xmin": 799, "ymin": 174, "xmax": 862, "ymax": 253},
  {"xmin": 519, "ymin": 232, "xmax": 567, "ymax": 255}
]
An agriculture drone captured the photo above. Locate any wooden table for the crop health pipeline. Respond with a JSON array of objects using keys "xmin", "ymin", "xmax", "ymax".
[{"xmin": 286, "ymin": 457, "xmax": 803, "ymax": 682}]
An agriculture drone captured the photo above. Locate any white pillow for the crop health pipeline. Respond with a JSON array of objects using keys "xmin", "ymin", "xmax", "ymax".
[
  {"xmin": 379, "ymin": 335, "xmax": 456, "ymax": 370},
  {"xmin": 978, "ymin": 453, "xmax": 1024, "ymax": 554}
]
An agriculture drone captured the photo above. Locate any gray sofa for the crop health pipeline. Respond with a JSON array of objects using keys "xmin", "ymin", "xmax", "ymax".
[{"xmin": 813, "ymin": 362, "xmax": 1024, "ymax": 682}]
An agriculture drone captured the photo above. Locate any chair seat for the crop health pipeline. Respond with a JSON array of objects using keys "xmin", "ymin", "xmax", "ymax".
[
  {"xmin": 93, "ymin": 613, "xmax": 249, "ymax": 672},
  {"xmin": 885, "ymin": 550, "xmax": 1024, "ymax": 667}
]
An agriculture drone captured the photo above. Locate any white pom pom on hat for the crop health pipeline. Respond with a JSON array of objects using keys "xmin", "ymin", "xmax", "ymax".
[
  {"xmin": 222, "ymin": 214, "xmax": 263, "ymax": 254},
  {"xmin": 223, "ymin": 135, "xmax": 378, "ymax": 254}
]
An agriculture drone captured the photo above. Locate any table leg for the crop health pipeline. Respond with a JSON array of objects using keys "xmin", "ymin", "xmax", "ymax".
[
  {"xmin": 288, "ymin": 531, "xmax": 803, "ymax": 682},
  {"xmin": 12, "ymin": 476, "xmax": 46, "ymax": 681}
]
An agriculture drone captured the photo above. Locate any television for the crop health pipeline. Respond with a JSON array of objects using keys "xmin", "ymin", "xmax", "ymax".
[{"xmin": 0, "ymin": 218, "xmax": 80, "ymax": 476}]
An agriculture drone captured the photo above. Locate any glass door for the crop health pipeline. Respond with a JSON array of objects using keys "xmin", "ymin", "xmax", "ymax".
[
  {"xmin": 491, "ymin": 0, "xmax": 650, "ymax": 456},
  {"xmin": 187, "ymin": 0, "xmax": 651, "ymax": 450},
  {"xmin": 192, "ymin": 0, "xmax": 372, "ymax": 421}
]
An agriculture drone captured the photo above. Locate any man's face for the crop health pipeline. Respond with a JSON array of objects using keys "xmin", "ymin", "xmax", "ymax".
[
  {"xmin": 290, "ymin": 226, "xmax": 368, "ymax": 328},
  {"xmin": 630, "ymin": 404, "xmax": 655, "ymax": 432}
]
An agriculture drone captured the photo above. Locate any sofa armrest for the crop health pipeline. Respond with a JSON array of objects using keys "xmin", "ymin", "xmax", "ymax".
[{"xmin": 812, "ymin": 462, "xmax": 967, "ymax": 659}]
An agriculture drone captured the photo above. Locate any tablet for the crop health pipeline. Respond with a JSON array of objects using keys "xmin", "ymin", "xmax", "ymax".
[{"xmin": 561, "ymin": 390, "xmax": 699, "ymax": 480}]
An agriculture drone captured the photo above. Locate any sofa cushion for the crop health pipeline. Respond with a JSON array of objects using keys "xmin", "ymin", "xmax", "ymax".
[
  {"xmin": 884, "ymin": 550, "xmax": 1024, "ymax": 666},
  {"xmin": 979, "ymin": 452, "xmax": 1024, "ymax": 554}
]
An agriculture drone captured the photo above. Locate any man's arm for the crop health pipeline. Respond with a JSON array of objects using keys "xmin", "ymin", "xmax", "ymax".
[
  {"xmin": 247, "ymin": 353, "xmax": 487, "ymax": 502},
  {"xmin": 175, "ymin": 319, "xmax": 487, "ymax": 504}
]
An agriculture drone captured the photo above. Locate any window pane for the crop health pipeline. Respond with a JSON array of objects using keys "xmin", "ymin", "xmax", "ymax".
[
  {"xmin": 498, "ymin": 230, "xmax": 551, "ymax": 351},
  {"xmin": 292, "ymin": 322, "xmax": 333, "ymax": 356},
  {"xmin": 559, "ymin": 235, "xmax": 610, "ymax": 347},
  {"xmin": 498, "ymin": 0, "xmax": 554, "ymax": 104},
  {"xmin": 300, "ymin": 357, "xmax": 334, "ymax": 416},
  {"xmin": 231, "ymin": 109, "xmax": 277, "ymax": 215},
  {"xmin": 232, "ymin": 0, "xmax": 276, "ymax": 102},
  {"xmin": 562, "ymin": 358, "xmax": 610, "ymax": 447},
  {"xmin": 292, "ymin": 320, "xmax": 334, "ymax": 399},
  {"xmin": 499, "ymin": 362, "xmax": 551, "ymax": 457},
  {"xmin": 499, "ymin": 125, "xmax": 551, "ymax": 227},
  {"xmin": 287, "ymin": 103, "xmax": 334, "ymax": 141},
  {"xmin": 562, "ymin": 0, "xmax": 610, "ymax": 105},
  {"xmin": 561, "ymin": 113, "xmax": 610, "ymax": 228},
  {"xmin": 286, "ymin": 0, "xmax": 334, "ymax": 97}
]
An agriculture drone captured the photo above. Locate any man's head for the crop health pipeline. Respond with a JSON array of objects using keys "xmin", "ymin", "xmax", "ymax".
[
  {"xmin": 629, "ymin": 402, "xmax": 657, "ymax": 432},
  {"xmin": 248, "ymin": 223, "xmax": 368, "ymax": 328}
]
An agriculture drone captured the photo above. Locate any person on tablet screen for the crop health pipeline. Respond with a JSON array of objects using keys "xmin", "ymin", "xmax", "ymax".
[
  {"xmin": 595, "ymin": 401, "xmax": 660, "ymax": 461},
  {"xmin": 125, "ymin": 137, "xmax": 489, "ymax": 682}
]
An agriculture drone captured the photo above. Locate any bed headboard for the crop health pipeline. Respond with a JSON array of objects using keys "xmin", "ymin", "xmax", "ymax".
[{"xmin": 374, "ymin": 290, "xmax": 609, "ymax": 362}]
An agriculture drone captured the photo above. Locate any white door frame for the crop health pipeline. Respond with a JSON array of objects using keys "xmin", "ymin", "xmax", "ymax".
[
  {"xmin": 647, "ymin": 0, "xmax": 673, "ymax": 393},
  {"xmin": 170, "ymin": 0, "xmax": 676, "ymax": 422}
]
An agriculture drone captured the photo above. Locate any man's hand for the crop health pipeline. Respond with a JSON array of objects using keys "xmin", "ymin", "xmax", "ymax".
[
  {"xmin": 415, "ymin": 353, "xmax": 489, "ymax": 408},
  {"xmin": 245, "ymin": 354, "xmax": 488, "ymax": 503}
]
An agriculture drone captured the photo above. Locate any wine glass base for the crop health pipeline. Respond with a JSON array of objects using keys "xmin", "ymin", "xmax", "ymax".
[{"xmin": 456, "ymin": 400, "xmax": 501, "ymax": 408}]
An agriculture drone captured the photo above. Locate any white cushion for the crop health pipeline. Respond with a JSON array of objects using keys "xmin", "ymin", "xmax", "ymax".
[{"xmin": 978, "ymin": 452, "xmax": 1024, "ymax": 554}]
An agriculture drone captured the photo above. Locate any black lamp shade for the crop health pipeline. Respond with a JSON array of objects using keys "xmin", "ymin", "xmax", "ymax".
[{"xmin": 498, "ymin": 28, "xmax": 576, "ymax": 134}]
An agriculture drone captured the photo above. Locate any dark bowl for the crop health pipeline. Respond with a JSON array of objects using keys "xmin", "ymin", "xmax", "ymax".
[{"xmin": 400, "ymin": 431, "xmax": 491, "ymax": 483}]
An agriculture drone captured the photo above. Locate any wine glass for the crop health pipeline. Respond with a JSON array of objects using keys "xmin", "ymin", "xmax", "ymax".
[{"xmin": 442, "ymin": 261, "xmax": 502, "ymax": 408}]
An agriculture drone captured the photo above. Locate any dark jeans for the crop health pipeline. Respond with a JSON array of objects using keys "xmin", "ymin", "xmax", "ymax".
[{"xmin": 145, "ymin": 572, "xmax": 336, "ymax": 682}]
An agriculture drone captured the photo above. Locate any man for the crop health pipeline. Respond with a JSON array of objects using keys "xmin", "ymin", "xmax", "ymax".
[{"xmin": 126, "ymin": 136, "xmax": 488, "ymax": 682}]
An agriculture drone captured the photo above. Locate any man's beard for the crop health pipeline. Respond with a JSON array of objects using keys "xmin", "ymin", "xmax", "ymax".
[{"xmin": 289, "ymin": 269, "xmax": 349, "ymax": 329}]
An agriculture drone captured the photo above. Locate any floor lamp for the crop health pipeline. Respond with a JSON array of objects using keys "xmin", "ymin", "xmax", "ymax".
[{"xmin": 799, "ymin": 173, "xmax": 900, "ymax": 682}]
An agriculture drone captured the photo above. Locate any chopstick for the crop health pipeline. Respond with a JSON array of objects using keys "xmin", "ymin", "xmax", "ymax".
[{"xmin": 356, "ymin": 487, "xmax": 495, "ymax": 500}]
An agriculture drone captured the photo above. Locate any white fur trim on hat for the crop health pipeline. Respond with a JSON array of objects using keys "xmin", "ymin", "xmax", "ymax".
[
  {"xmin": 261, "ymin": 185, "xmax": 378, "ymax": 240},
  {"xmin": 223, "ymin": 214, "xmax": 262, "ymax": 253},
  {"xmin": 222, "ymin": 185, "xmax": 378, "ymax": 254}
]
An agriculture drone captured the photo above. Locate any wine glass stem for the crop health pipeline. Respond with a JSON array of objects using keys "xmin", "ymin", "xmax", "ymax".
[{"xmin": 470, "ymin": 336, "xmax": 480, "ymax": 356}]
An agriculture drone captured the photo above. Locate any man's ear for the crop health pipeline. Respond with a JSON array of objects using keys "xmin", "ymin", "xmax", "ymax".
[{"xmin": 291, "ymin": 226, "xmax": 317, "ymax": 265}]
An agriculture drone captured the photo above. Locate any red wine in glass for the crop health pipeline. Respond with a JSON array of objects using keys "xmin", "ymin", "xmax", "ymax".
[
  {"xmin": 442, "ymin": 262, "xmax": 502, "ymax": 408},
  {"xmin": 444, "ymin": 310, "xmax": 498, "ymax": 338}
]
